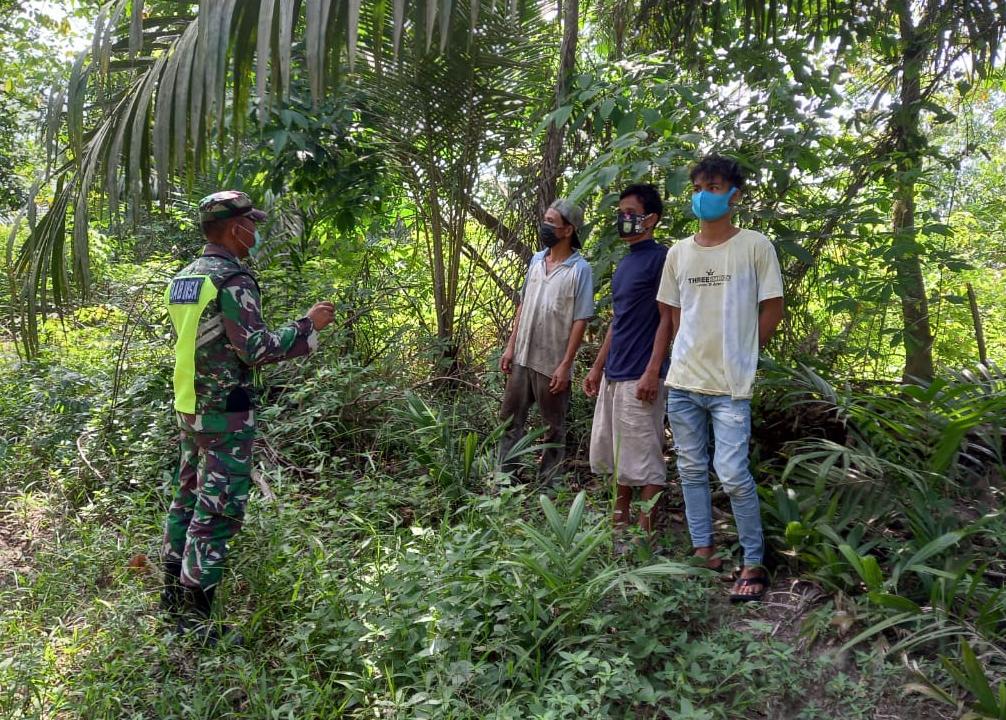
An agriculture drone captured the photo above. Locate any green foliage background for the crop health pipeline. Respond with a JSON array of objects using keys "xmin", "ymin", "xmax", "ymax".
[{"xmin": 0, "ymin": 0, "xmax": 1005, "ymax": 718}]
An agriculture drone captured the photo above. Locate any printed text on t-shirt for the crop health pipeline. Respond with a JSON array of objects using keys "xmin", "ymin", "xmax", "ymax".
[{"xmin": 687, "ymin": 268, "xmax": 733, "ymax": 288}]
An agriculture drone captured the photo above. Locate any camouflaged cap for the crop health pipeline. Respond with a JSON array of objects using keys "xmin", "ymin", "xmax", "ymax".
[
  {"xmin": 171, "ymin": 243, "xmax": 317, "ymax": 432},
  {"xmin": 198, "ymin": 190, "xmax": 267, "ymax": 224}
]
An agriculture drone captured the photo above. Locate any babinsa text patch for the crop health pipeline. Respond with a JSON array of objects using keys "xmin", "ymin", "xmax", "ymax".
[{"xmin": 169, "ymin": 277, "xmax": 206, "ymax": 304}]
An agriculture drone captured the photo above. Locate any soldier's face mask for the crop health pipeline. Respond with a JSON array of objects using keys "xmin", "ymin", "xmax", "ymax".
[{"xmin": 236, "ymin": 223, "xmax": 262, "ymax": 259}]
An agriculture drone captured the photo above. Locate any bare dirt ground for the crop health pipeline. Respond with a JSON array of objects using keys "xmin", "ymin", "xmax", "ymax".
[
  {"xmin": 0, "ymin": 489, "xmax": 57, "ymax": 587},
  {"xmin": 726, "ymin": 579, "xmax": 953, "ymax": 720}
]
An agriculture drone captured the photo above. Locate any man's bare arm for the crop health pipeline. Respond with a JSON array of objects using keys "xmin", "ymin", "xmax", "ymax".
[{"xmin": 758, "ymin": 297, "xmax": 784, "ymax": 348}]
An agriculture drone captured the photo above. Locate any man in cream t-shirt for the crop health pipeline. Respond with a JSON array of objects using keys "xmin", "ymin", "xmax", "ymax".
[{"xmin": 657, "ymin": 154, "xmax": 784, "ymax": 602}]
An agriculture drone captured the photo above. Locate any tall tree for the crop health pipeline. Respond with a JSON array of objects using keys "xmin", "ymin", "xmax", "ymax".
[
  {"xmin": 623, "ymin": 0, "xmax": 1006, "ymax": 383},
  {"xmin": 535, "ymin": 0, "xmax": 579, "ymax": 220},
  {"xmin": 890, "ymin": 0, "xmax": 933, "ymax": 382},
  {"xmin": 361, "ymin": 9, "xmax": 548, "ymax": 365}
]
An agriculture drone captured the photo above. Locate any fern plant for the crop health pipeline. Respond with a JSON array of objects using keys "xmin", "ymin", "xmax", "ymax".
[{"xmin": 507, "ymin": 491, "xmax": 700, "ymax": 667}]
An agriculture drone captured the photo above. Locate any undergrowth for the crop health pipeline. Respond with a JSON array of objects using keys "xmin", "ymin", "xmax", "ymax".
[{"xmin": 1, "ymin": 314, "xmax": 1003, "ymax": 718}]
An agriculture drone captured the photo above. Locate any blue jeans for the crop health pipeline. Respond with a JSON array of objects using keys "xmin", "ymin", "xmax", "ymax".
[{"xmin": 665, "ymin": 388, "xmax": 764, "ymax": 566}]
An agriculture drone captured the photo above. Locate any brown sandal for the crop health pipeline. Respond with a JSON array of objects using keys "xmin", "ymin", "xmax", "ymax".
[{"xmin": 729, "ymin": 568, "xmax": 769, "ymax": 603}]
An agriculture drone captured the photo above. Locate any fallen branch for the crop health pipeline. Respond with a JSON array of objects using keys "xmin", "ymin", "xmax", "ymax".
[
  {"xmin": 76, "ymin": 429, "xmax": 105, "ymax": 483},
  {"xmin": 252, "ymin": 469, "xmax": 276, "ymax": 502}
]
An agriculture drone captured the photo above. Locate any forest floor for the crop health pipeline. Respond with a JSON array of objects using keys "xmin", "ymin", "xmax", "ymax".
[{"xmin": 0, "ymin": 464, "xmax": 956, "ymax": 720}]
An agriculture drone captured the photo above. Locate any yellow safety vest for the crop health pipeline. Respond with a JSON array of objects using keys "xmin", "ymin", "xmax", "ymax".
[{"xmin": 165, "ymin": 275, "xmax": 220, "ymax": 414}]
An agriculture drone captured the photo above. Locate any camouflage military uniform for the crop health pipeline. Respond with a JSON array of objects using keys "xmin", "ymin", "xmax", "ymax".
[{"xmin": 163, "ymin": 212, "xmax": 318, "ymax": 594}]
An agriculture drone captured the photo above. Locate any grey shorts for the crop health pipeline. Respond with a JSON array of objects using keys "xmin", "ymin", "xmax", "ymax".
[{"xmin": 589, "ymin": 376, "xmax": 668, "ymax": 487}]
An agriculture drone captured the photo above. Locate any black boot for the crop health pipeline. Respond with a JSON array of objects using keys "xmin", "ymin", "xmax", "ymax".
[
  {"xmin": 159, "ymin": 562, "xmax": 184, "ymax": 619},
  {"xmin": 175, "ymin": 585, "xmax": 243, "ymax": 647}
]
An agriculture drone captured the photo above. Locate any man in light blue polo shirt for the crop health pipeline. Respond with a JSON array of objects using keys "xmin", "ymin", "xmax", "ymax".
[{"xmin": 499, "ymin": 198, "xmax": 594, "ymax": 482}]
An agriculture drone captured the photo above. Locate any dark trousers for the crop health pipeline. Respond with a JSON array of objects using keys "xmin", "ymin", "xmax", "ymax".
[{"xmin": 498, "ymin": 364, "xmax": 570, "ymax": 481}]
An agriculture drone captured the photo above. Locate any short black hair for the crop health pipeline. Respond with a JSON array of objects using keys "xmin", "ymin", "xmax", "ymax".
[
  {"xmin": 201, "ymin": 218, "xmax": 228, "ymax": 238},
  {"xmin": 689, "ymin": 154, "xmax": 745, "ymax": 191},
  {"xmin": 201, "ymin": 216, "xmax": 247, "ymax": 239},
  {"xmin": 619, "ymin": 183, "xmax": 664, "ymax": 217}
]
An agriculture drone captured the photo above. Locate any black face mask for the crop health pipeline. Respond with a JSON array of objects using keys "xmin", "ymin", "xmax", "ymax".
[
  {"xmin": 540, "ymin": 222, "xmax": 561, "ymax": 247},
  {"xmin": 616, "ymin": 212, "xmax": 649, "ymax": 238}
]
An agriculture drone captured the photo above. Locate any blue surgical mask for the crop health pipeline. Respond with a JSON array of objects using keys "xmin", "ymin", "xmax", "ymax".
[
  {"xmin": 249, "ymin": 229, "xmax": 263, "ymax": 259},
  {"xmin": 238, "ymin": 225, "xmax": 263, "ymax": 259},
  {"xmin": 691, "ymin": 187, "xmax": 737, "ymax": 222}
]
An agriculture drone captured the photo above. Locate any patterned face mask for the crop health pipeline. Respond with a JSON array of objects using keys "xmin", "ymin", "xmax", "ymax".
[{"xmin": 616, "ymin": 212, "xmax": 650, "ymax": 237}]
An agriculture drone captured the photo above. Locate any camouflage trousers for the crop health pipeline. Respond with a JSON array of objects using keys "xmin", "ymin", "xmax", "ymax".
[{"xmin": 162, "ymin": 423, "xmax": 255, "ymax": 590}]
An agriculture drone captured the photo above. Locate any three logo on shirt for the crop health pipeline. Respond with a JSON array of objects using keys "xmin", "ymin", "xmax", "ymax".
[{"xmin": 687, "ymin": 268, "xmax": 733, "ymax": 288}]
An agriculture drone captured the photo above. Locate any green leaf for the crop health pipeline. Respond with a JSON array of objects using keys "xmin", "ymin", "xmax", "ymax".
[
  {"xmin": 959, "ymin": 641, "xmax": 997, "ymax": 710},
  {"xmin": 840, "ymin": 612, "xmax": 920, "ymax": 653},
  {"xmin": 256, "ymin": 0, "xmax": 276, "ymax": 124},
  {"xmin": 867, "ymin": 592, "xmax": 921, "ymax": 613},
  {"xmin": 664, "ymin": 166, "xmax": 689, "ymax": 196},
  {"xmin": 539, "ymin": 494, "xmax": 564, "ymax": 540},
  {"xmin": 198, "ymin": 0, "xmax": 221, "ymax": 126},
  {"xmin": 598, "ymin": 165, "xmax": 619, "ymax": 188},
  {"xmin": 900, "ymin": 532, "xmax": 964, "ymax": 580},
  {"xmin": 129, "ymin": 0, "xmax": 144, "ymax": 60},
  {"xmin": 549, "ymin": 104, "xmax": 572, "ymax": 129},
  {"xmin": 392, "ymin": 0, "xmax": 405, "ymax": 59},
  {"xmin": 461, "ymin": 432, "xmax": 477, "ymax": 480},
  {"xmin": 610, "ymin": 131, "xmax": 645, "ymax": 150},
  {"xmin": 66, "ymin": 51, "xmax": 89, "ymax": 160},
  {"xmin": 615, "ymin": 111, "xmax": 636, "ymax": 135},
  {"xmin": 859, "ymin": 554, "xmax": 884, "ymax": 592},
  {"xmin": 563, "ymin": 491, "xmax": 586, "ymax": 545},
  {"xmin": 306, "ymin": 0, "xmax": 335, "ymax": 106},
  {"xmin": 153, "ymin": 33, "xmax": 182, "ymax": 203},
  {"xmin": 838, "ymin": 544, "xmax": 865, "ymax": 578},
  {"xmin": 131, "ymin": 52, "xmax": 170, "ymax": 205},
  {"xmin": 599, "ymin": 97, "xmax": 615, "ymax": 119},
  {"xmin": 277, "ymin": 0, "xmax": 295, "ymax": 99},
  {"xmin": 779, "ymin": 238, "xmax": 814, "ymax": 264},
  {"xmin": 348, "ymin": 0, "xmax": 362, "ymax": 69},
  {"xmin": 272, "ymin": 129, "xmax": 289, "ymax": 155},
  {"xmin": 424, "ymin": 0, "xmax": 436, "ymax": 51},
  {"xmin": 172, "ymin": 21, "xmax": 198, "ymax": 173},
  {"xmin": 641, "ymin": 107, "xmax": 661, "ymax": 126},
  {"xmin": 438, "ymin": 0, "xmax": 452, "ymax": 52},
  {"xmin": 784, "ymin": 520, "xmax": 807, "ymax": 547},
  {"xmin": 630, "ymin": 160, "xmax": 650, "ymax": 179}
]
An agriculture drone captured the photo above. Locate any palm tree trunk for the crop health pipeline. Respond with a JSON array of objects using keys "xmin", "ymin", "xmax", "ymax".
[
  {"xmin": 535, "ymin": 0, "xmax": 578, "ymax": 220},
  {"xmin": 427, "ymin": 182, "xmax": 450, "ymax": 341},
  {"xmin": 892, "ymin": 0, "xmax": 934, "ymax": 384}
]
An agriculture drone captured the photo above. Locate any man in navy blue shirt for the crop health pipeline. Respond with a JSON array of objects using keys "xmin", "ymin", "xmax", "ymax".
[{"xmin": 584, "ymin": 184, "xmax": 673, "ymax": 536}]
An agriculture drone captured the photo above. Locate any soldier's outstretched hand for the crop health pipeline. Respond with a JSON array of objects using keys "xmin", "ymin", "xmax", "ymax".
[{"xmin": 307, "ymin": 301, "xmax": 336, "ymax": 330}]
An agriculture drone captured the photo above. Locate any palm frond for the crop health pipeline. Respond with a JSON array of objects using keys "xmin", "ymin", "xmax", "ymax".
[{"xmin": 16, "ymin": 0, "xmax": 549, "ymax": 353}]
